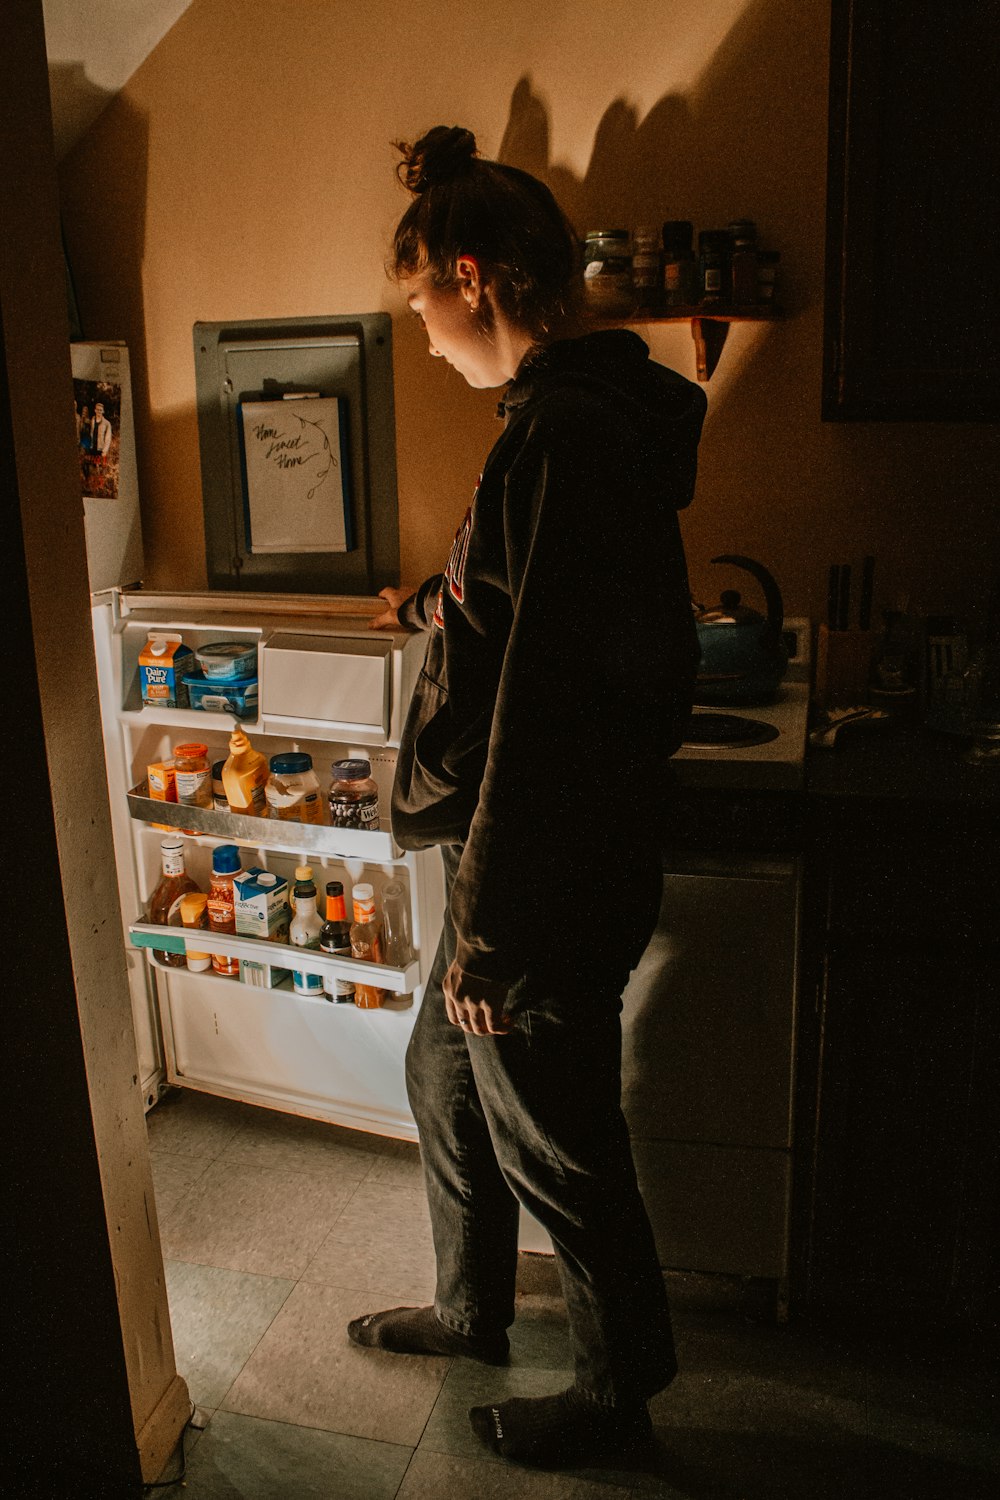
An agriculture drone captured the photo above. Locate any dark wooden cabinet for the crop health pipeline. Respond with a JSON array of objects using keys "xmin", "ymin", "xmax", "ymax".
[
  {"xmin": 823, "ymin": 0, "xmax": 1000, "ymax": 421},
  {"xmin": 800, "ymin": 802, "xmax": 1000, "ymax": 1332}
]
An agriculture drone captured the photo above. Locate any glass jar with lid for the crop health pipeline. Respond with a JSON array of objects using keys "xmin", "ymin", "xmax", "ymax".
[
  {"xmin": 697, "ymin": 230, "xmax": 733, "ymax": 304},
  {"xmin": 662, "ymin": 220, "xmax": 697, "ymax": 308},
  {"xmin": 582, "ymin": 230, "xmax": 635, "ymax": 318},
  {"xmin": 172, "ymin": 741, "xmax": 212, "ymax": 808},
  {"xmin": 328, "ymin": 759, "xmax": 380, "ymax": 831}
]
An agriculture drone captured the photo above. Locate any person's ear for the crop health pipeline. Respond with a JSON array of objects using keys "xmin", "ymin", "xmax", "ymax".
[{"xmin": 456, "ymin": 254, "xmax": 483, "ymax": 311}]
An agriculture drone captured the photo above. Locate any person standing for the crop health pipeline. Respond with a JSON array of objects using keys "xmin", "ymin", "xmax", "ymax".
[{"xmin": 350, "ymin": 125, "xmax": 707, "ymax": 1469}]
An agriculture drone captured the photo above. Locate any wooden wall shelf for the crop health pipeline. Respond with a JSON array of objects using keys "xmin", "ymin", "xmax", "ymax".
[{"xmin": 626, "ymin": 307, "xmax": 782, "ymax": 381}]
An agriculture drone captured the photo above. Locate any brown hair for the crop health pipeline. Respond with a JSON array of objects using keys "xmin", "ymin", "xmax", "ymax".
[{"xmin": 390, "ymin": 126, "xmax": 582, "ymax": 341}]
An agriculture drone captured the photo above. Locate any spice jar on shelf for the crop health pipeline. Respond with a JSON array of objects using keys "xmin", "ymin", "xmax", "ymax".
[
  {"xmin": 756, "ymin": 249, "xmax": 780, "ymax": 304},
  {"xmin": 582, "ymin": 229, "xmax": 635, "ymax": 318},
  {"xmin": 697, "ymin": 230, "xmax": 732, "ymax": 304},
  {"xmin": 662, "ymin": 220, "xmax": 697, "ymax": 308},
  {"xmin": 630, "ymin": 226, "xmax": 662, "ymax": 315},
  {"xmin": 728, "ymin": 219, "xmax": 759, "ymax": 305}
]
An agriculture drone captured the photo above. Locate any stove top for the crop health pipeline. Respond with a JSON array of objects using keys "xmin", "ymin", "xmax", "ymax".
[{"xmin": 672, "ymin": 619, "xmax": 812, "ymax": 790}]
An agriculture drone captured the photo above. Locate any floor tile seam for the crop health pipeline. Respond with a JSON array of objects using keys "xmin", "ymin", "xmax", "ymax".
[
  {"xmin": 162, "ymin": 1253, "xmax": 297, "ymax": 1292},
  {"xmin": 292, "ymin": 1172, "xmax": 379, "ymax": 1280},
  {"xmin": 212, "ymin": 1390, "xmax": 423, "ymax": 1452}
]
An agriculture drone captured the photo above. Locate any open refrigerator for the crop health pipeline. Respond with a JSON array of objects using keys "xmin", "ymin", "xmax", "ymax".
[{"xmin": 91, "ymin": 586, "xmax": 445, "ymax": 1143}]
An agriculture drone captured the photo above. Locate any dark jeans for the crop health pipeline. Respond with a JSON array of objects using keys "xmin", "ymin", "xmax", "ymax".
[{"xmin": 404, "ymin": 844, "xmax": 676, "ymax": 1407}]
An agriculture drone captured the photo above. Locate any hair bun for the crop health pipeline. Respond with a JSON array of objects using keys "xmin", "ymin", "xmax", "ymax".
[{"xmin": 395, "ymin": 126, "xmax": 478, "ymax": 193}]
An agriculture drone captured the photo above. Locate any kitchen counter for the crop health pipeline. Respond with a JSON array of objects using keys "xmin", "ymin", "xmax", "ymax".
[{"xmin": 805, "ymin": 721, "xmax": 1000, "ymax": 808}]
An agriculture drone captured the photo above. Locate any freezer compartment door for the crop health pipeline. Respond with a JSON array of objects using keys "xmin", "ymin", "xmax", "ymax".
[{"xmin": 261, "ymin": 631, "xmax": 391, "ymax": 737}]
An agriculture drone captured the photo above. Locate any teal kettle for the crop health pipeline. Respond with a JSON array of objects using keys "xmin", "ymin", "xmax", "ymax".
[{"xmin": 694, "ymin": 555, "xmax": 788, "ymax": 706}]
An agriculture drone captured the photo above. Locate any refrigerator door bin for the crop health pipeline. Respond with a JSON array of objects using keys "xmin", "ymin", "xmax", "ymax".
[
  {"xmin": 127, "ymin": 782, "xmax": 400, "ymax": 860},
  {"xmin": 129, "ymin": 920, "xmax": 420, "ymax": 994}
]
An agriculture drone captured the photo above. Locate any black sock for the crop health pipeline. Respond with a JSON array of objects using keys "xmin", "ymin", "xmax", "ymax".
[
  {"xmin": 468, "ymin": 1386, "xmax": 652, "ymax": 1467},
  {"xmin": 347, "ymin": 1305, "xmax": 509, "ymax": 1364}
]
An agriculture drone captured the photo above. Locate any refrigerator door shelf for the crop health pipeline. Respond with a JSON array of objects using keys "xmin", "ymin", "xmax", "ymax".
[
  {"xmin": 127, "ymin": 783, "xmax": 402, "ymax": 861},
  {"xmin": 129, "ymin": 921, "xmax": 420, "ymax": 993}
]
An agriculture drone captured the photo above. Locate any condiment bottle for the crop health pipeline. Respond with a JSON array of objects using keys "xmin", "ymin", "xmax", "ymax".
[
  {"xmin": 350, "ymin": 883, "xmax": 387, "ymax": 1008},
  {"xmin": 179, "ymin": 891, "xmax": 211, "ymax": 973},
  {"xmin": 172, "ymin": 741, "xmax": 212, "ymax": 809},
  {"xmin": 148, "ymin": 837, "xmax": 199, "ymax": 967},
  {"xmin": 380, "ymin": 879, "xmax": 412, "ymax": 967},
  {"xmin": 289, "ymin": 867, "xmax": 325, "ymax": 998},
  {"xmin": 328, "ymin": 759, "xmax": 380, "ymax": 831},
  {"xmin": 206, "ymin": 844, "xmax": 242, "ymax": 977},
  {"xmin": 582, "ymin": 229, "xmax": 635, "ymax": 318},
  {"xmin": 728, "ymin": 219, "xmax": 759, "ymax": 305},
  {"xmin": 661, "ymin": 220, "xmax": 697, "ymax": 308},
  {"xmin": 631, "ymin": 226, "xmax": 662, "ymax": 315},
  {"xmin": 211, "ymin": 760, "xmax": 227, "ymax": 812},
  {"xmin": 265, "ymin": 752, "xmax": 325, "ymax": 824},
  {"xmin": 319, "ymin": 880, "xmax": 355, "ymax": 1003},
  {"xmin": 222, "ymin": 726, "xmax": 268, "ymax": 817}
]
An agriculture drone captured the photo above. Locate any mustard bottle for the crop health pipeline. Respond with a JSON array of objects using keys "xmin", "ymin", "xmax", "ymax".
[{"xmin": 222, "ymin": 725, "xmax": 268, "ymax": 816}]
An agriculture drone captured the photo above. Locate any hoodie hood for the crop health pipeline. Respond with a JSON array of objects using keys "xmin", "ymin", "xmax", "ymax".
[{"xmin": 499, "ymin": 329, "xmax": 708, "ymax": 510}]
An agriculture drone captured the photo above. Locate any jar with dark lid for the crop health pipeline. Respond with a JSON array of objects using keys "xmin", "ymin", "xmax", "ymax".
[
  {"xmin": 328, "ymin": 758, "xmax": 380, "ymax": 831},
  {"xmin": 582, "ymin": 229, "xmax": 635, "ymax": 318},
  {"xmin": 756, "ymin": 249, "xmax": 780, "ymax": 304},
  {"xmin": 662, "ymin": 220, "xmax": 697, "ymax": 308},
  {"xmin": 727, "ymin": 219, "xmax": 759, "ymax": 305},
  {"xmin": 697, "ymin": 230, "xmax": 732, "ymax": 304},
  {"xmin": 630, "ymin": 226, "xmax": 662, "ymax": 315}
]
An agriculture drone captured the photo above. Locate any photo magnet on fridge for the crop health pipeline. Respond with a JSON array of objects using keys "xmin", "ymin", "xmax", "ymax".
[
  {"xmin": 237, "ymin": 394, "xmax": 354, "ymax": 554},
  {"xmin": 70, "ymin": 341, "xmax": 144, "ymax": 592}
]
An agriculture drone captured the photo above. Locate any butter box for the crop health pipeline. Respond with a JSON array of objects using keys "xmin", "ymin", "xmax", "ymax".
[{"xmin": 140, "ymin": 633, "xmax": 195, "ymax": 709}]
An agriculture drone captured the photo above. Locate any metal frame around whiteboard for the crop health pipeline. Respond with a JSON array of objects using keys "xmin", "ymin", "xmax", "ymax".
[{"xmin": 194, "ymin": 313, "xmax": 400, "ymax": 593}]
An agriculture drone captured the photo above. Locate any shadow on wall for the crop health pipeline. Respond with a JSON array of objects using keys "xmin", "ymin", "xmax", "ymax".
[{"xmin": 399, "ymin": 0, "xmax": 829, "ymax": 596}]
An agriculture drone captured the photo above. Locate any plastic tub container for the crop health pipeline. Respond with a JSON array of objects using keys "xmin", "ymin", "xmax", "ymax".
[
  {"xmin": 194, "ymin": 641, "xmax": 258, "ymax": 679},
  {"xmin": 182, "ymin": 672, "xmax": 259, "ymax": 719}
]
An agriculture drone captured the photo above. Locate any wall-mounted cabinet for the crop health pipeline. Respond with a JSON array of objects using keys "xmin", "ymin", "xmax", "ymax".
[{"xmin": 823, "ymin": 0, "xmax": 1000, "ymax": 421}]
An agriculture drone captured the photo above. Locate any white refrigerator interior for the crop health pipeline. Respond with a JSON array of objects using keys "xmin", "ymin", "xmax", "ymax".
[{"xmin": 92, "ymin": 588, "xmax": 445, "ymax": 1141}]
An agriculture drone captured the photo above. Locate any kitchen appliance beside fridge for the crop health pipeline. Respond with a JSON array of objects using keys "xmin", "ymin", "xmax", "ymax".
[{"xmin": 92, "ymin": 587, "xmax": 444, "ymax": 1139}]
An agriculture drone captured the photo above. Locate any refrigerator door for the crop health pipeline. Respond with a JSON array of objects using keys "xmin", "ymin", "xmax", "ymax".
[{"xmin": 91, "ymin": 589, "xmax": 443, "ymax": 1133}]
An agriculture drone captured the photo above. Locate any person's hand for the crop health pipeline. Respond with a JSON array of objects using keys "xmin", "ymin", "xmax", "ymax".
[
  {"xmin": 443, "ymin": 960, "xmax": 512, "ymax": 1036},
  {"xmin": 368, "ymin": 585, "xmax": 418, "ymax": 630}
]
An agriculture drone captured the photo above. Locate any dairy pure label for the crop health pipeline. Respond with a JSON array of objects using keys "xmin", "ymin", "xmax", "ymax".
[{"xmin": 140, "ymin": 634, "xmax": 195, "ymax": 708}]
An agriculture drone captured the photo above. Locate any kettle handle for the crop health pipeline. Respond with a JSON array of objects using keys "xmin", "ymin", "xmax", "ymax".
[{"xmin": 710, "ymin": 554, "xmax": 784, "ymax": 639}]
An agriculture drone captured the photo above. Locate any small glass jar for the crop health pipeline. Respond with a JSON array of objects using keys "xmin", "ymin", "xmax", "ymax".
[
  {"xmin": 172, "ymin": 741, "xmax": 212, "ymax": 807},
  {"xmin": 728, "ymin": 219, "xmax": 759, "ymax": 305},
  {"xmin": 697, "ymin": 230, "xmax": 732, "ymax": 304},
  {"xmin": 756, "ymin": 249, "xmax": 780, "ymax": 304},
  {"xmin": 661, "ymin": 220, "xmax": 697, "ymax": 308},
  {"xmin": 582, "ymin": 230, "xmax": 635, "ymax": 318},
  {"xmin": 328, "ymin": 759, "xmax": 380, "ymax": 831},
  {"xmin": 630, "ymin": 226, "xmax": 662, "ymax": 315}
]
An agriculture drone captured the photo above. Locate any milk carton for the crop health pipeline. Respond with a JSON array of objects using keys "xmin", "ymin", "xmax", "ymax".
[
  {"xmin": 234, "ymin": 868, "xmax": 290, "ymax": 987},
  {"xmin": 140, "ymin": 633, "xmax": 195, "ymax": 708}
]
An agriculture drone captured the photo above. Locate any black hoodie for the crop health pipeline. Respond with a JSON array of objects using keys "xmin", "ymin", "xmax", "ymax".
[{"xmin": 392, "ymin": 329, "xmax": 707, "ymax": 984}]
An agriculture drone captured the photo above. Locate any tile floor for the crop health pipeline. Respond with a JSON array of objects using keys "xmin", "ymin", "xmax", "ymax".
[{"xmin": 148, "ymin": 1088, "xmax": 998, "ymax": 1499}]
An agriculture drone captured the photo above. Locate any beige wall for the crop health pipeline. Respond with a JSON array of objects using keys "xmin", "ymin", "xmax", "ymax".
[{"xmin": 59, "ymin": 0, "xmax": 998, "ymax": 627}]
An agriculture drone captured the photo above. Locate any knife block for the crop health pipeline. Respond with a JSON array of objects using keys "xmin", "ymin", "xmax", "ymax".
[{"xmin": 815, "ymin": 625, "xmax": 876, "ymax": 707}]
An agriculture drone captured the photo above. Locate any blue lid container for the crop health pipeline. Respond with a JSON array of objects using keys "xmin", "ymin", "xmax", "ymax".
[{"xmin": 212, "ymin": 845, "xmax": 242, "ymax": 875}]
